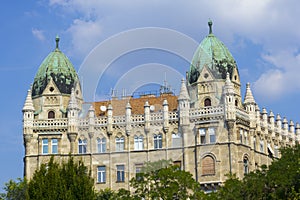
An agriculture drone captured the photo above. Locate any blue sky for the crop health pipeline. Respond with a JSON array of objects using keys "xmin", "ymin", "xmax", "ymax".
[{"xmin": 1, "ymin": 0, "xmax": 300, "ymax": 189}]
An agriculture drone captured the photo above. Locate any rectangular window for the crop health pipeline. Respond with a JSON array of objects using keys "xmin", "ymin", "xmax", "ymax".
[
  {"xmin": 42, "ymin": 138, "xmax": 48, "ymax": 154},
  {"xmin": 244, "ymin": 130, "xmax": 248, "ymax": 145},
  {"xmin": 116, "ymin": 137, "xmax": 124, "ymax": 152},
  {"xmin": 199, "ymin": 128, "xmax": 206, "ymax": 144},
  {"xmin": 97, "ymin": 166, "xmax": 106, "ymax": 183},
  {"xmin": 134, "ymin": 136, "xmax": 144, "ymax": 150},
  {"xmin": 135, "ymin": 164, "xmax": 143, "ymax": 180},
  {"xmin": 78, "ymin": 139, "xmax": 87, "ymax": 154},
  {"xmin": 208, "ymin": 128, "xmax": 216, "ymax": 143},
  {"xmin": 97, "ymin": 138, "xmax": 106, "ymax": 153},
  {"xmin": 116, "ymin": 165, "xmax": 125, "ymax": 182},
  {"xmin": 240, "ymin": 129, "xmax": 243, "ymax": 143},
  {"xmin": 172, "ymin": 133, "xmax": 182, "ymax": 147},
  {"xmin": 260, "ymin": 140, "xmax": 264, "ymax": 153},
  {"xmin": 154, "ymin": 134, "xmax": 162, "ymax": 149},
  {"xmin": 253, "ymin": 137, "xmax": 256, "ymax": 150},
  {"xmin": 51, "ymin": 138, "xmax": 58, "ymax": 154},
  {"xmin": 274, "ymin": 145, "xmax": 279, "ymax": 157}
]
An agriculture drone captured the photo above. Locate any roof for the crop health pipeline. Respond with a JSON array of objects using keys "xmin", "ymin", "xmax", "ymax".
[
  {"xmin": 188, "ymin": 20, "xmax": 237, "ymax": 84},
  {"xmin": 31, "ymin": 36, "xmax": 79, "ymax": 97},
  {"xmin": 93, "ymin": 93, "xmax": 178, "ymax": 116}
]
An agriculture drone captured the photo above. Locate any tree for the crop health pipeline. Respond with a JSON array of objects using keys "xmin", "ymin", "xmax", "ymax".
[
  {"xmin": 28, "ymin": 156, "xmax": 95, "ymax": 200},
  {"xmin": 130, "ymin": 159, "xmax": 205, "ymax": 200},
  {"xmin": 216, "ymin": 144, "xmax": 300, "ymax": 200},
  {"xmin": 0, "ymin": 178, "xmax": 28, "ymax": 200}
]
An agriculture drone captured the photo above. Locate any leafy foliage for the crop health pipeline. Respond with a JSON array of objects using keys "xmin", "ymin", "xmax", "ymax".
[{"xmin": 130, "ymin": 159, "xmax": 205, "ymax": 200}]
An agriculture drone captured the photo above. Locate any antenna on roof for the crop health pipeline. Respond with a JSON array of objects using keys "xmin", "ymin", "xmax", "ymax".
[{"xmin": 160, "ymin": 72, "xmax": 172, "ymax": 94}]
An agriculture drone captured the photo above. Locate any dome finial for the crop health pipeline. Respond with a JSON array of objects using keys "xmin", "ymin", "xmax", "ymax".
[
  {"xmin": 208, "ymin": 19, "xmax": 213, "ymax": 34},
  {"xmin": 55, "ymin": 35, "xmax": 60, "ymax": 49}
]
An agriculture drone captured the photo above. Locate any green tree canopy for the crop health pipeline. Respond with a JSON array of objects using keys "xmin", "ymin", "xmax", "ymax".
[{"xmin": 130, "ymin": 159, "xmax": 205, "ymax": 200}]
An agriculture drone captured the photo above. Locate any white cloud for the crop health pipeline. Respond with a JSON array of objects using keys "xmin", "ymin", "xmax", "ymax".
[
  {"xmin": 48, "ymin": 0, "xmax": 300, "ymax": 102},
  {"xmin": 32, "ymin": 28, "xmax": 45, "ymax": 41},
  {"xmin": 66, "ymin": 19, "xmax": 102, "ymax": 57}
]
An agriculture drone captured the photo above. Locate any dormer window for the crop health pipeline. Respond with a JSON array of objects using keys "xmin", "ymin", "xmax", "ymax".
[
  {"xmin": 204, "ymin": 98, "xmax": 211, "ymax": 107},
  {"xmin": 48, "ymin": 111, "xmax": 55, "ymax": 119}
]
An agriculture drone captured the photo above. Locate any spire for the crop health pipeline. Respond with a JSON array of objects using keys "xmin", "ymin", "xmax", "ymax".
[
  {"xmin": 55, "ymin": 35, "xmax": 60, "ymax": 50},
  {"xmin": 178, "ymin": 79, "xmax": 190, "ymax": 100},
  {"xmin": 244, "ymin": 82, "xmax": 256, "ymax": 104},
  {"xmin": 23, "ymin": 88, "xmax": 34, "ymax": 112},
  {"xmin": 223, "ymin": 72, "xmax": 234, "ymax": 94},
  {"xmin": 208, "ymin": 19, "xmax": 213, "ymax": 34},
  {"xmin": 68, "ymin": 88, "xmax": 79, "ymax": 110}
]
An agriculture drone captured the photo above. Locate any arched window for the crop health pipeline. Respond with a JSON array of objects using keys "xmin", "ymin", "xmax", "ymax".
[
  {"xmin": 204, "ymin": 98, "xmax": 211, "ymax": 107},
  {"xmin": 202, "ymin": 156, "xmax": 215, "ymax": 175},
  {"xmin": 116, "ymin": 136, "xmax": 125, "ymax": 151},
  {"xmin": 48, "ymin": 111, "xmax": 55, "ymax": 119},
  {"xmin": 154, "ymin": 134, "xmax": 162, "ymax": 149},
  {"xmin": 97, "ymin": 137, "xmax": 106, "ymax": 153},
  {"xmin": 243, "ymin": 157, "xmax": 249, "ymax": 174},
  {"xmin": 134, "ymin": 135, "xmax": 144, "ymax": 150}
]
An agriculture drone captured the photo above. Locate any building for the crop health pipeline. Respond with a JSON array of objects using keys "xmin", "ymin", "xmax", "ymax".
[{"xmin": 22, "ymin": 21, "xmax": 300, "ymax": 192}]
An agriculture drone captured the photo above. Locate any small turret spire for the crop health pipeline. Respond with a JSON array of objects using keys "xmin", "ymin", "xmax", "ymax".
[
  {"xmin": 55, "ymin": 35, "xmax": 60, "ymax": 50},
  {"xmin": 244, "ymin": 82, "xmax": 256, "ymax": 104},
  {"xmin": 208, "ymin": 19, "xmax": 213, "ymax": 34},
  {"xmin": 178, "ymin": 79, "xmax": 190, "ymax": 100}
]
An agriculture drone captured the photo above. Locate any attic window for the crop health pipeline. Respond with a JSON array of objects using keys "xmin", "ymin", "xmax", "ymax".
[
  {"xmin": 49, "ymin": 87, "xmax": 54, "ymax": 92},
  {"xmin": 48, "ymin": 111, "xmax": 55, "ymax": 119},
  {"xmin": 76, "ymin": 90, "xmax": 79, "ymax": 95},
  {"xmin": 234, "ymin": 75, "xmax": 237, "ymax": 80},
  {"xmin": 204, "ymin": 98, "xmax": 211, "ymax": 107},
  {"xmin": 204, "ymin": 73, "xmax": 209, "ymax": 79}
]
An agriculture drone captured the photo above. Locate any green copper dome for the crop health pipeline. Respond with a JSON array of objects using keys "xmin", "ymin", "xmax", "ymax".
[
  {"xmin": 188, "ymin": 20, "xmax": 237, "ymax": 84},
  {"xmin": 32, "ymin": 36, "xmax": 79, "ymax": 97}
]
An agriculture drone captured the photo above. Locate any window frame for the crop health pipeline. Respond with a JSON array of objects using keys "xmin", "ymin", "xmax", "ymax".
[
  {"xmin": 78, "ymin": 138, "xmax": 87, "ymax": 154},
  {"xmin": 115, "ymin": 137, "xmax": 125, "ymax": 152},
  {"xmin": 51, "ymin": 138, "xmax": 58, "ymax": 154},
  {"xmin": 199, "ymin": 128, "xmax": 206, "ymax": 144},
  {"xmin": 97, "ymin": 166, "xmax": 106, "ymax": 183},
  {"xmin": 134, "ymin": 135, "xmax": 144, "ymax": 150},
  {"xmin": 42, "ymin": 138, "xmax": 48, "ymax": 154},
  {"xmin": 202, "ymin": 155, "xmax": 215, "ymax": 176},
  {"xmin": 154, "ymin": 134, "xmax": 162, "ymax": 149},
  {"xmin": 116, "ymin": 165, "xmax": 125, "ymax": 182},
  {"xmin": 97, "ymin": 137, "xmax": 106, "ymax": 153},
  {"xmin": 208, "ymin": 128, "xmax": 216, "ymax": 143}
]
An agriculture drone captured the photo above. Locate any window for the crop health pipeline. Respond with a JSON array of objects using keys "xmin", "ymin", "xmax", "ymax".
[
  {"xmin": 78, "ymin": 139, "xmax": 87, "ymax": 154},
  {"xmin": 253, "ymin": 136, "xmax": 256, "ymax": 150},
  {"xmin": 274, "ymin": 145, "xmax": 279, "ymax": 157},
  {"xmin": 243, "ymin": 158, "xmax": 249, "ymax": 174},
  {"xmin": 173, "ymin": 161, "xmax": 182, "ymax": 170},
  {"xmin": 199, "ymin": 128, "xmax": 206, "ymax": 144},
  {"xmin": 172, "ymin": 133, "xmax": 182, "ymax": 147},
  {"xmin": 260, "ymin": 140, "xmax": 264, "ymax": 153},
  {"xmin": 208, "ymin": 128, "xmax": 216, "ymax": 143},
  {"xmin": 134, "ymin": 135, "xmax": 144, "ymax": 150},
  {"xmin": 202, "ymin": 156, "xmax": 215, "ymax": 175},
  {"xmin": 204, "ymin": 98, "xmax": 211, "ymax": 107},
  {"xmin": 97, "ymin": 166, "xmax": 106, "ymax": 183},
  {"xmin": 116, "ymin": 165, "xmax": 125, "ymax": 182},
  {"xmin": 116, "ymin": 137, "xmax": 125, "ymax": 151},
  {"xmin": 42, "ymin": 138, "xmax": 48, "ymax": 154},
  {"xmin": 154, "ymin": 134, "xmax": 162, "ymax": 149},
  {"xmin": 240, "ymin": 129, "xmax": 243, "ymax": 143},
  {"xmin": 135, "ymin": 164, "xmax": 143, "ymax": 180},
  {"xmin": 244, "ymin": 130, "xmax": 248, "ymax": 145},
  {"xmin": 48, "ymin": 111, "xmax": 55, "ymax": 119},
  {"xmin": 97, "ymin": 138, "xmax": 106, "ymax": 153},
  {"xmin": 51, "ymin": 138, "xmax": 58, "ymax": 154}
]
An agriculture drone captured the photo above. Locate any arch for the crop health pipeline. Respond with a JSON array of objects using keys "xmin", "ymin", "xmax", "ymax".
[
  {"xmin": 48, "ymin": 110, "xmax": 55, "ymax": 119},
  {"xmin": 204, "ymin": 98, "xmax": 211, "ymax": 107},
  {"xmin": 202, "ymin": 155, "xmax": 215, "ymax": 175},
  {"xmin": 243, "ymin": 155, "xmax": 250, "ymax": 174}
]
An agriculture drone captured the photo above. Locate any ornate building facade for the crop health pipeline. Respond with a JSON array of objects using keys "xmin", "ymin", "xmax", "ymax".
[{"xmin": 23, "ymin": 22, "xmax": 299, "ymax": 192}]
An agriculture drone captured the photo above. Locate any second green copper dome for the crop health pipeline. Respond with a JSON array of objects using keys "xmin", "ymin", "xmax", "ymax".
[{"xmin": 188, "ymin": 20, "xmax": 237, "ymax": 84}]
